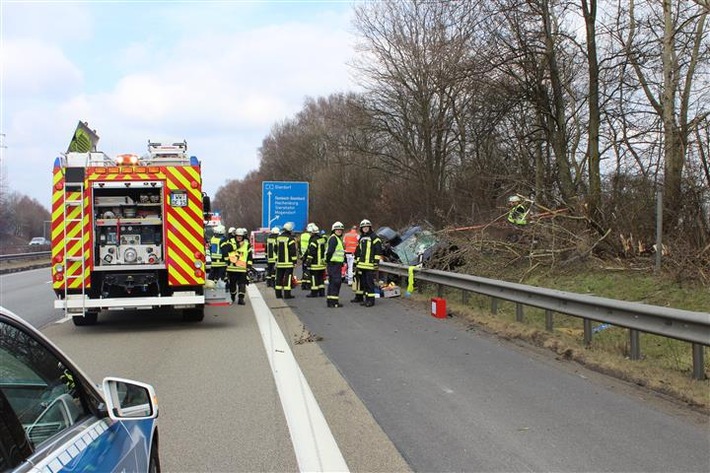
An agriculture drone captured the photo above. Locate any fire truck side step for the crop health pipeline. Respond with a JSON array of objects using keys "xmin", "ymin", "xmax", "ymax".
[{"xmin": 65, "ymin": 200, "xmax": 83, "ymax": 205}]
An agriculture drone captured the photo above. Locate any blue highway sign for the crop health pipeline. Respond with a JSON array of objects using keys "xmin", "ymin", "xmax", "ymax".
[{"xmin": 262, "ymin": 181, "xmax": 309, "ymax": 232}]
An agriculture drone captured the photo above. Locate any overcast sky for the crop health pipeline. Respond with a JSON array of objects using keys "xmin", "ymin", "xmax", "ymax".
[{"xmin": 0, "ymin": 0, "xmax": 359, "ymax": 209}]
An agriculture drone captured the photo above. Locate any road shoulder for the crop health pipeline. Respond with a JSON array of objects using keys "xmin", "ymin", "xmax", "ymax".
[{"xmin": 261, "ymin": 285, "xmax": 412, "ymax": 472}]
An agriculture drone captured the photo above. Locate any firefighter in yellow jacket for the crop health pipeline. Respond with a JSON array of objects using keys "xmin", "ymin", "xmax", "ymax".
[
  {"xmin": 265, "ymin": 226, "xmax": 279, "ymax": 288},
  {"xmin": 299, "ymin": 223, "xmax": 315, "ymax": 290},
  {"xmin": 209, "ymin": 224, "xmax": 227, "ymax": 282},
  {"xmin": 353, "ymin": 219, "xmax": 382, "ymax": 307},
  {"xmin": 222, "ymin": 227, "xmax": 253, "ymax": 305},
  {"xmin": 305, "ymin": 225, "xmax": 327, "ymax": 298},
  {"xmin": 275, "ymin": 222, "xmax": 298, "ymax": 299},
  {"xmin": 325, "ymin": 221, "xmax": 346, "ymax": 308}
]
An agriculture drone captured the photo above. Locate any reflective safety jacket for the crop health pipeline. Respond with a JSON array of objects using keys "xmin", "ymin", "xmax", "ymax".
[
  {"xmin": 306, "ymin": 234, "xmax": 327, "ymax": 270},
  {"xmin": 266, "ymin": 234, "xmax": 278, "ymax": 264},
  {"xmin": 354, "ymin": 232, "xmax": 382, "ymax": 270},
  {"xmin": 299, "ymin": 232, "xmax": 311, "ymax": 257},
  {"xmin": 276, "ymin": 232, "xmax": 298, "ymax": 268},
  {"xmin": 325, "ymin": 232, "xmax": 345, "ymax": 264},
  {"xmin": 210, "ymin": 235, "xmax": 226, "ymax": 268},
  {"xmin": 223, "ymin": 239, "xmax": 253, "ymax": 273},
  {"xmin": 507, "ymin": 204, "xmax": 529, "ymax": 225},
  {"xmin": 343, "ymin": 229, "xmax": 358, "ymax": 254}
]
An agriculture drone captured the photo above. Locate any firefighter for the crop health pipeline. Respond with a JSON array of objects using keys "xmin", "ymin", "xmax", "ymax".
[
  {"xmin": 209, "ymin": 225, "xmax": 227, "ymax": 282},
  {"xmin": 325, "ymin": 221, "xmax": 345, "ymax": 308},
  {"xmin": 275, "ymin": 222, "xmax": 298, "ymax": 299},
  {"xmin": 265, "ymin": 226, "xmax": 279, "ymax": 288},
  {"xmin": 343, "ymin": 225, "xmax": 359, "ymax": 285},
  {"xmin": 299, "ymin": 223, "xmax": 314, "ymax": 290},
  {"xmin": 222, "ymin": 227, "xmax": 253, "ymax": 305},
  {"xmin": 353, "ymin": 219, "xmax": 382, "ymax": 307},
  {"xmin": 220, "ymin": 227, "xmax": 237, "ymax": 292},
  {"xmin": 305, "ymin": 225, "xmax": 327, "ymax": 298},
  {"xmin": 507, "ymin": 195, "xmax": 529, "ymax": 226}
]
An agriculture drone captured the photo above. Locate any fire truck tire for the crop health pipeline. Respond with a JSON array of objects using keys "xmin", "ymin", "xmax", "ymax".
[
  {"xmin": 182, "ymin": 307, "xmax": 204, "ymax": 322},
  {"xmin": 72, "ymin": 312, "xmax": 98, "ymax": 326}
]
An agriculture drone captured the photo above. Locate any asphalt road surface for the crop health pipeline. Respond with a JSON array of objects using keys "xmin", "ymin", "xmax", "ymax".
[{"xmin": 1, "ymin": 269, "xmax": 708, "ymax": 472}]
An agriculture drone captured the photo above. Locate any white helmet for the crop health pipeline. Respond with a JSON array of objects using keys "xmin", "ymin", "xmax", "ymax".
[
  {"xmin": 508, "ymin": 195, "xmax": 522, "ymax": 204},
  {"xmin": 360, "ymin": 219, "xmax": 372, "ymax": 228},
  {"xmin": 213, "ymin": 225, "xmax": 225, "ymax": 235},
  {"xmin": 228, "ymin": 227, "xmax": 236, "ymax": 235},
  {"xmin": 332, "ymin": 221, "xmax": 344, "ymax": 231},
  {"xmin": 305, "ymin": 222, "xmax": 315, "ymax": 232},
  {"xmin": 283, "ymin": 222, "xmax": 294, "ymax": 232},
  {"xmin": 311, "ymin": 225, "xmax": 320, "ymax": 234},
  {"xmin": 235, "ymin": 228, "xmax": 247, "ymax": 237},
  {"xmin": 271, "ymin": 227, "xmax": 279, "ymax": 234}
]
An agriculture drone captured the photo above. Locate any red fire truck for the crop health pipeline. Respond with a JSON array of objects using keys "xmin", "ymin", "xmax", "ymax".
[{"xmin": 51, "ymin": 140, "xmax": 210, "ymax": 325}]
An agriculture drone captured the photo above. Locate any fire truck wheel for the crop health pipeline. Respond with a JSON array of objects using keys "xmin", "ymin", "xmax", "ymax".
[
  {"xmin": 182, "ymin": 307, "xmax": 204, "ymax": 322},
  {"xmin": 72, "ymin": 312, "xmax": 98, "ymax": 326}
]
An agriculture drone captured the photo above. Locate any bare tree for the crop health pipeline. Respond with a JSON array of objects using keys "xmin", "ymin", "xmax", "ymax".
[
  {"xmin": 351, "ymin": 0, "xmax": 483, "ymax": 226},
  {"xmin": 581, "ymin": 0, "xmax": 603, "ymax": 226},
  {"xmin": 619, "ymin": 0, "xmax": 708, "ymax": 232}
]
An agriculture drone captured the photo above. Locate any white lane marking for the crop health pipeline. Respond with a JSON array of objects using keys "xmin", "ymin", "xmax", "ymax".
[{"xmin": 247, "ymin": 285, "xmax": 349, "ymax": 473}]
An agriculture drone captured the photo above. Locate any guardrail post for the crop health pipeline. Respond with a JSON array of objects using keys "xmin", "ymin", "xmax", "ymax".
[
  {"xmin": 437, "ymin": 284, "xmax": 444, "ymax": 298},
  {"xmin": 516, "ymin": 303, "xmax": 523, "ymax": 322},
  {"xmin": 462, "ymin": 291, "xmax": 468, "ymax": 305},
  {"xmin": 491, "ymin": 297, "xmax": 498, "ymax": 315},
  {"xmin": 583, "ymin": 319, "xmax": 592, "ymax": 346},
  {"xmin": 692, "ymin": 344, "xmax": 705, "ymax": 380},
  {"xmin": 545, "ymin": 310, "xmax": 553, "ymax": 332},
  {"xmin": 629, "ymin": 329, "xmax": 641, "ymax": 360}
]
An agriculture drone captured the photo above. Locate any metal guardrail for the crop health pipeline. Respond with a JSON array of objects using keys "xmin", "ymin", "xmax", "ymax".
[
  {"xmin": 378, "ymin": 262, "xmax": 710, "ymax": 380},
  {"xmin": 0, "ymin": 251, "xmax": 51, "ymax": 262}
]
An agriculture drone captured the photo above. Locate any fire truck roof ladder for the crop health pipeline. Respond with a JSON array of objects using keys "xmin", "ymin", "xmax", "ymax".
[
  {"xmin": 146, "ymin": 140, "xmax": 193, "ymax": 166},
  {"xmin": 63, "ymin": 169, "xmax": 87, "ymax": 317}
]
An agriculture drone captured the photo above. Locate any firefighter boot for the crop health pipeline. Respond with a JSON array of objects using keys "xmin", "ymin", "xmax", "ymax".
[
  {"xmin": 275, "ymin": 289, "xmax": 282, "ymax": 299},
  {"xmin": 238, "ymin": 295, "xmax": 245, "ymax": 305},
  {"xmin": 284, "ymin": 290, "xmax": 294, "ymax": 299},
  {"xmin": 351, "ymin": 295, "xmax": 363, "ymax": 303},
  {"xmin": 318, "ymin": 288, "xmax": 325, "ymax": 297},
  {"xmin": 306, "ymin": 290, "xmax": 318, "ymax": 298},
  {"xmin": 326, "ymin": 299, "xmax": 334, "ymax": 308},
  {"xmin": 364, "ymin": 297, "xmax": 375, "ymax": 307}
]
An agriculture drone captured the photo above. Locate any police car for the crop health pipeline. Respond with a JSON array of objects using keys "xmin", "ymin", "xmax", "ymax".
[{"xmin": 0, "ymin": 306, "xmax": 160, "ymax": 472}]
